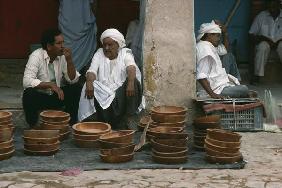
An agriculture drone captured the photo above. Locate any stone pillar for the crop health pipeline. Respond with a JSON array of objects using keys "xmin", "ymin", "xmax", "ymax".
[{"xmin": 143, "ymin": 0, "xmax": 196, "ymax": 113}]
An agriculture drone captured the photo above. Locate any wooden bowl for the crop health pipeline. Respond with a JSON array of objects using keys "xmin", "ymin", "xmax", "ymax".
[
  {"xmin": 0, "ymin": 120, "xmax": 13, "ymax": 126},
  {"xmin": 151, "ymin": 105, "xmax": 187, "ymax": 115},
  {"xmin": 23, "ymin": 130, "xmax": 60, "ymax": 145},
  {"xmin": 100, "ymin": 152, "xmax": 134, "ymax": 163},
  {"xmin": 40, "ymin": 110, "xmax": 70, "ymax": 122},
  {"xmin": 207, "ymin": 129, "xmax": 242, "ymax": 142},
  {"xmin": 73, "ymin": 133, "xmax": 100, "ymax": 141},
  {"xmin": 0, "ymin": 145, "xmax": 14, "ymax": 154},
  {"xmin": 72, "ymin": 122, "xmax": 111, "ymax": 135},
  {"xmin": 0, "ymin": 124, "xmax": 14, "ymax": 129},
  {"xmin": 0, "ymin": 128, "xmax": 13, "ymax": 142},
  {"xmin": 151, "ymin": 121, "xmax": 186, "ymax": 128},
  {"xmin": 24, "ymin": 141, "xmax": 60, "ymax": 152},
  {"xmin": 0, "ymin": 111, "xmax": 12, "ymax": 123},
  {"xmin": 147, "ymin": 130, "xmax": 188, "ymax": 139},
  {"xmin": 152, "ymin": 153, "xmax": 187, "ymax": 164},
  {"xmin": 99, "ymin": 130, "xmax": 135, "ymax": 144},
  {"xmin": 40, "ymin": 117, "xmax": 70, "ymax": 125},
  {"xmin": 99, "ymin": 139, "xmax": 132, "ymax": 149},
  {"xmin": 0, "ymin": 139, "xmax": 13, "ymax": 148},
  {"xmin": 206, "ymin": 136, "xmax": 241, "ymax": 148},
  {"xmin": 74, "ymin": 138, "xmax": 99, "ymax": 148},
  {"xmin": 151, "ymin": 139, "xmax": 187, "ymax": 153},
  {"xmin": 24, "ymin": 148, "xmax": 59, "ymax": 156},
  {"xmin": 100, "ymin": 144, "xmax": 135, "ymax": 156},
  {"xmin": 152, "ymin": 149, "xmax": 188, "ymax": 157},
  {"xmin": 193, "ymin": 115, "xmax": 220, "ymax": 124},
  {"xmin": 205, "ymin": 140, "xmax": 240, "ymax": 153},
  {"xmin": 0, "ymin": 149, "xmax": 14, "ymax": 161},
  {"xmin": 205, "ymin": 147, "xmax": 241, "ymax": 157},
  {"xmin": 206, "ymin": 153, "xmax": 243, "ymax": 164},
  {"xmin": 40, "ymin": 123, "xmax": 69, "ymax": 134},
  {"xmin": 152, "ymin": 138, "xmax": 188, "ymax": 147},
  {"xmin": 149, "ymin": 126, "xmax": 184, "ymax": 133},
  {"xmin": 151, "ymin": 113, "xmax": 186, "ymax": 123}
]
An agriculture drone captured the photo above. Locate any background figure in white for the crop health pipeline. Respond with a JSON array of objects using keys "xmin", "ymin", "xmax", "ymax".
[{"xmin": 58, "ymin": 0, "xmax": 97, "ymax": 71}]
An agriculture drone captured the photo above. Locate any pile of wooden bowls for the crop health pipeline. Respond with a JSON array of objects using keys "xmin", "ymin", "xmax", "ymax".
[
  {"xmin": 39, "ymin": 110, "xmax": 70, "ymax": 141},
  {"xmin": 72, "ymin": 122, "xmax": 111, "ymax": 148},
  {"xmin": 193, "ymin": 115, "xmax": 221, "ymax": 151},
  {"xmin": 148, "ymin": 126, "xmax": 188, "ymax": 164},
  {"xmin": 23, "ymin": 130, "xmax": 60, "ymax": 155},
  {"xmin": 205, "ymin": 129, "xmax": 243, "ymax": 164},
  {"xmin": 99, "ymin": 130, "xmax": 135, "ymax": 163},
  {"xmin": 0, "ymin": 111, "xmax": 15, "ymax": 160}
]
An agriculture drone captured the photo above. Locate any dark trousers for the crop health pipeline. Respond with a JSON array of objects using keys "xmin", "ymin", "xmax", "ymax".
[
  {"xmin": 93, "ymin": 79, "xmax": 142, "ymax": 129},
  {"xmin": 22, "ymin": 83, "xmax": 82, "ymax": 127}
]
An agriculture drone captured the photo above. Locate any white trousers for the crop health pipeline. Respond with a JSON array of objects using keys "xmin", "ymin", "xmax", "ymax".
[{"xmin": 254, "ymin": 41, "xmax": 282, "ymax": 76}]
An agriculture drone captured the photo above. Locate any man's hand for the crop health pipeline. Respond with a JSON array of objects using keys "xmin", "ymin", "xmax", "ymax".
[
  {"xmin": 126, "ymin": 80, "xmax": 135, "ymax": 97},
  {"xmin": 50, "ymin": 83, "xmax": 64, "ymax": 100},
  {"xmin": 85, "ymin": 81, "xmax": 94, "ymax": 99},
  {"xmin": 63, "ymin": 48, "xmax": 72, "ymax": 62}
]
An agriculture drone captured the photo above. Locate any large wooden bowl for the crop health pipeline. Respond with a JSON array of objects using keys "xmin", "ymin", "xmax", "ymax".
[
  {"xmin": 100, "ymin": 144, "xmax": 135, "ymax": 156},
  {"xmin": 151, "ymin": 105, "xmax": 187, "ymax": 115},
  {"xmin": 206, "ymin": 136, "xmax": 241, "ymax": 148},
  {"xmin": 100, "ymin": 152, "xmax": 134, "ymax": 163},
  {"xmin": 206, "ymin": 153, "xmax": 243, "ymax": 164},
  {"xmin": 0, "ymin": 139, "xmax": 13, "ymax": 148},
  {"xmin": 99, "ymin": 130, "xmax": 135, "ymax": 144},
  {"xmin": 205, "ymin": 140, "xmax": 240, "ymax": 153},
  {"xmin": 74, "ymin": 138, "xmax": 99, "ymax": 148},
  {"xmin": 72, "ymin": 122, "xmax": 111, "ymax": 135},
  {"xmin": 152, "ymin": 149, "xmax": 188, "ymax": 158},
  {"xmin": 207, "ymin": 129, "xmax": 242, "ymax": 142},
  {"xmin": 40, "ymin": 110, "xmax": 70, "ymax": 123},
  {"xmin": 151, "ymin": 113, "xmax": 186, "ymax": 123},
  {"xmin": 0, "ymin": 149, "xmax": 14, "ymax": 161},
  {"xmin": 0, "ymin": 111, "xmax": 12, "ymax": 123},
  {"xmin": 24, "ymin": 148, "xmax": 59, "ymax": 156},
  {"xmin": 205, "ymin": 147, "xmax": 241, "ymax": 157},
  {"xmin": 152, "ymin": 153, "xmax": 187, "ymax": 164},
  {"xmin": 152, "ymin": 138, "xmax": 188, "ymax": 147},
  {"xmin": 0, "ymin": 145, "xmax": 14, "ymax": 154},
  {"xmin": 23, "ymin": 130, "xmax": 59, "ymax": 144},
  {"xmin": 0, "ymin": 127, "xmax": 13, "ymax": 142},
  {"xmin": 151, "ymin": 121, "xmax": 186, "ymax": 128},
  {"xmin": 99, "ymin": 139, "xmax": 132, "ymax": 149},
  {"xmin": 151, "ymin": 139, "xmax": 187, "ymax": 153},
  {"xmin": 193, "ymin": 115, "xmax": 220, "ymax": 124},
  {"xmin": 24, "ymin": 141, "xmax": 60, "ymax": 152},
  {"xmin": 147, "ymin": 130, "xmax": 188, "ymax": 139}
]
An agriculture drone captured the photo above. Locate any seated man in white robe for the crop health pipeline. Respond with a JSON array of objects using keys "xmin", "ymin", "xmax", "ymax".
[
  {"xmin": 196, "ymin": 21, "xmax": 250, "ymax": 99},
  {"xmin": 78, "ymin": 29, "xmax": 143, "ymax": 129}
]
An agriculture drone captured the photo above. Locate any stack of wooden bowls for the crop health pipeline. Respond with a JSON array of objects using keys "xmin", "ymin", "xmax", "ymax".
[
  {"xmin": 0, "ymin": 111, "xmax": 15, "ymax": 161},
  {"xmin": 23, "ymin": 130, "xmax": 60, "ymax": 155},
  {"xmin": 193, "ymin": 115, "xmax": 221, "ymax": 151},
  {"xmin": 39, "ymin": 110, "xmax": 71, "ymax": 141},
  {"xmin": 205, "ymin": 129, "xmax": 243, "ymax": 164},
  {"xmin": 148, "ymin": 126, "xmax": 189, "ymax": 164},
  {"xmin": 99, "ymin": 130, "xmax": 135, "ymax": 163},
  {"xmin": 72, "ymin": 122, "xmax": 111, "ymax": 148}
]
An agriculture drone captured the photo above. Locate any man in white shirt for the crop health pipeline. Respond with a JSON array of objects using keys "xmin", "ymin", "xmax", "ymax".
[
  {"xmin": 23, "ymin": 29, "xmax": 81, "ymax": 128},
  {"xmin": 196, "ymin": 21, "xmax": 249, "ymax": 99},
  {"xmin": 78, "ymin": 29, "xmax": 143, "ymax": 129},
  {"xmin": 249, "ymin": 0, "xmax": 282, "ymax": 84}
]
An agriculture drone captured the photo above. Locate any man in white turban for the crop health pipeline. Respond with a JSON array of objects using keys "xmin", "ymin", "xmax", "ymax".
[
  {"xmin": 196, "ymin": 21, "xmax": 250, "ymax": 99},
  {"xmin": 78, "ymin": 28, "xmax": 143, "ymax": 129}
]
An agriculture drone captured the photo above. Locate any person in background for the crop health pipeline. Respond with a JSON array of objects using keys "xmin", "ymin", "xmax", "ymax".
[
  {"xmin": 78, "ymin": 29, "xmax": 144, "ymax": 129},
  {"xmin": 249, "ymin": 0, "xmax": 282, "ymax": 84},
  {"xmin": 22, "ymin": 29, "xmax": 81, "ymax": 128}
]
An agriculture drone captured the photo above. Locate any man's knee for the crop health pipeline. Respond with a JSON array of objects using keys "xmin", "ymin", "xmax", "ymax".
[
  {"xmin": 256, "ymin": 41, "xmax": 270, "ymax": 53},
  {"xmin": 276, "ymin": 41, "xmax": 282, "ymax": 55}
]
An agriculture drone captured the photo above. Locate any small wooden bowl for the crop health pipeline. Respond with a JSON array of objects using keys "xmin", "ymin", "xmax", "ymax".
[
  {"xmin": 0, "ymin": 145, "xmax": 14, "ymax": 154},
  {"xmin": 193, "ymin": 115, "xmax": 220, "ymax": 124},
  {"xmin": 40, "ymin": 110, "xmax": 70, "ymax": 123},
  {"xmin": 0, "ymin": 111, "xmax": 12, "ymax": 123},
  {"xmin": 206, "ymin": 136, "xmax": 241, "ymax": 148},
  {"xmin": 206, "ymin": 153, "xmax": 243, "ymax": 164},
  {"xmin": 74, "ymin": 138, "xmax": 99, "ymax": 148},
  {"xmin": 151, "ymin": 105, "xmax": 187, "ymax": 115},
  {"xmin": 73, "ymin": 133, "xmax": 100, "ymax": 141},
  {"xmin": 207, "ymin": 129, "xmax": 242, "ymax": 142},
  {"xmin": 0, "ymin": 139, "xmax": 13, "ymax": 148},
  {"xmin": 205, "ymin": 146, "xmax": 241, "ymax": 157},
  {"xmin": 151, "ymin": 139, "xmax": 187, "ymax": 153},
  {"xmin": 23, "ymin": 130, "xmax": 59, "ymax": 145},
  {"xmin": 152, "ymin": 138, "xmax": 188, "ymax": 147},
  {"xmin": 205, "ymin": 140, "xmax": 240, "ymax": 153},
  {"xmin": 99, "ymin": 130, "xmax": 135, "ymax": 144},
  {"xmin": 152, "ymin": 149, "xmax": 188, "ymax": 158},
  {"xmin": 151, "ymin": 113, "xmax": 186, "ymax": 123},
  {"xmin": 100, "ymin": 144, "xmax": 135, "ymax": 156},
  {"xmin": 100, "ymin": 152, "xmax": 134, "ymax": 163},
  {"xmin": 99, "ymin": 139, "xmax": 132, "ymax": 149},
  {"xmin": 24, "ymin": 141, "xmax": 60, "ymax": 152},
  {"xmin": 72, "ymin": 122, "xmax": 111, "ymax": 135},
  {"xmin": 24, "ymin": 148, "xmax": 59, "ymax": 156},
  {"xmin": 40, "ymin": 117, "xmax": 70, "ymax": 125},
  {"xmin": 152, "ymin": 153, "xmax": 187, "ymax": 164},
  {"xmin": 0, "ymin": 149, "xmax": 14, "ymax": 161}
]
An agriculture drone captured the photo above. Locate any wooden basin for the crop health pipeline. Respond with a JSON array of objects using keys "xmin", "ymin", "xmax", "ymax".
[
  {"xmin": 205, "ymin": 147, "xmax": 241, "ymax": 157},
  {"xmin": 152, "ymin": 149, "xmax": 188, "ymax": 157},
  {"xmin": 152, "ymin": 153, "xmax": 187, "ymax": 164},
  {"xmin": 193, "ymin": 115, "xmax": 220, "ymax": 124},
  {"xmin": 73, "ymin": 133, "xmax": 100, "ymax": 141},
  {"xmin": 0, "ymin": 145, "xmax": 14, "ymax": 154},
  {"xmin": 99, "ymin": 130, "xmax": 135, "ymax": 144},
  {"xmin": 152, "ymin": 138, "xmax": 188, "ymax": 147},
  {"xmin": 74, "ymin": 138, "xmax": 99, "ymax": 148},
  {"xmin": 40, "ymin": 110, "xmax": 70, "ymax": 122},
  {"xmin": 206, "ymin": 153, "xmax": 243, "ymax": 164},
  {"xmin": 206, "ymin": 136, "xmax": 241, "ymax": 148},
  {"xmin": 0, "ymin": 139, "xmax": 13, "ymax": 148},
  {"xmin": 151, "ymin": 105, "xmax": 187, "ymax": 115},
  {"xmin": 0, "ymin": 149, "xmax": 14, "ymax": 161},
  {"xmin": 99, "ymin": 139, "xmax": 132, "ymax": 149},
  {"xmin": 23, "ymin": 130, "xmax": 59, "ymax": 144},
  {"xmin": 0, "ymin": 111, "xmax": 12, "ymax": 123},
  {"xmin": 24, "ymin": 141, "xmax": 60, "ymax": 152},
  {"xmin": 24, "ymin": 148, "xmax": 59, "ymax": 156},
  {"xmin": 207, "ymin": 129, "xmax": 242, "ymax": 142},
  {"xmin": 100, "ymin": 152, "xmax": 134, "ymax": 163},
  {"xmin": 205, "ymin": 140, "xmax": 240, "ymax": 153},
  {"xmin": 151, "ymin": 113, "xmax": 186, "ymax": 123},
  {"xmin": 0, "ymin": 128, "xmax": 13, "ymax": 142},
  {"xmin": 72, "ymin": 122, "xmax": 111, "ymax": 135},
  {"xmin": 100, "ymin": 144, "xmax": 135, "ymax": 156},
  {"xmin": 151, "ymin": 139, "xmax": 187, "ymax": 153}
]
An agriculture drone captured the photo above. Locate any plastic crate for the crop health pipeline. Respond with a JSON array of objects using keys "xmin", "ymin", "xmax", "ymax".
[{"xmin": 201, "ymin": 99, "xmax": 264, "ymax": 131}]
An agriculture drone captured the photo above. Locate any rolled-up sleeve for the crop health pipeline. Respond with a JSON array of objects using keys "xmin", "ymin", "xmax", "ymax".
[
  {"xmin": 124, "ymin": 50, "xmax": 137, "ymax": 67},
  {"xmin": 23, "ymin": 55, "xmax": 42, "ymax": 89},
  {"xmin": 196, "ymin": 56, "xmax": 213, "ymax": 80}
]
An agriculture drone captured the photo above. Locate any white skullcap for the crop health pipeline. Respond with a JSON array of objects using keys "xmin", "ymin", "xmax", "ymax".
[
  {"xmin": 100, "ymin": 28, "xmax": 126, "ymax": 48},
  {"xmin": 196, "ymin": 20, "xmax": 221, "ymax": 42}
]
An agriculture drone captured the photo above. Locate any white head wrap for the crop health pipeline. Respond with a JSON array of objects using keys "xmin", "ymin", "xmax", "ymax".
[
  {"xmin": 100, "ymin": 28, "xmax": 126, "ymax": 48},
  {"xmin": 196, "ymin": 20, "xmax": 221, "ymax": 42}
]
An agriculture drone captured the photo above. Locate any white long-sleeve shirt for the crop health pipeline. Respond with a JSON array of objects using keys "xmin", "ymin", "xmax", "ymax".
[{"xmin": 23, "ymin": 48, "xmax": 80, "ymax": 89}]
